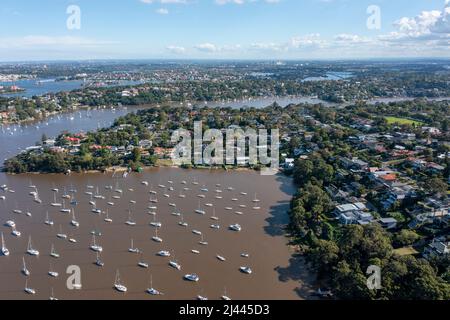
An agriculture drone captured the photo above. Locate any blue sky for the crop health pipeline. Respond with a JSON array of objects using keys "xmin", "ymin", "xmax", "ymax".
[{"xmin": 0, "ymin": 0, "xmax": 449, "ymax": 61}]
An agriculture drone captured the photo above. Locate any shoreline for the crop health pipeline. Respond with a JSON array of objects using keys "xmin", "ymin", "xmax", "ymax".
[{"xmin": 2, "ymin": 95, "xmax": 449, "ymax": 126}]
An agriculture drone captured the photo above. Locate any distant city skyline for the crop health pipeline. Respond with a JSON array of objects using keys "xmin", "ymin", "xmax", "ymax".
[{"xmin": 0, "ymin": 0, "xmax": 449, "ymax": 61}]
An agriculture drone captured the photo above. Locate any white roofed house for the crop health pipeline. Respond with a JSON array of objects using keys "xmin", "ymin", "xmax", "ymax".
[
  {"xmin": 334, "ymin": 202, "xmax": 373, "ymax": 226},
  {"xmin": 423, "ymin": 239, "xmax": 450, "ymax": 260}
]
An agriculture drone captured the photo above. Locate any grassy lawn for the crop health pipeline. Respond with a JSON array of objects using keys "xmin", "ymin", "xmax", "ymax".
[
  {"xmin": 394, "ymin": 246, "xmax": 419, "ymax": 256},
  {"xmin": 385, "ymin": 116, "xmax": 424, "ymax": 126}
]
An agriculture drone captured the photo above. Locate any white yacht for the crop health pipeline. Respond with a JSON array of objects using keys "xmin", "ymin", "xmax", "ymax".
[
  {"xmin": 5, "ymin": 220, "xmax": 16, "ymax": 228},
  {"xmin": 191, "ymin": 249, "xmax": 200, "ymax": 255},
  {"xmin": 60, "ymin": 200, "xmax": 70, "ymax": 213},
  {"xmin": 150, "ymin": 216, "xmax": 162, "ymax": 228},
  {"xmin": 240, "ymin": 266, "xmax": 253, "ymax": 274},
  {"xmin": 221, "ymin": 288, "xmax": 232, "ymax": 300},
  {"xmin": 26, "ymin": 236, "xmax": 39, "ymax": 256},
  {"xmin": 114, "ymin": 270, "xmax": 127, "ymax": 293},
  {"xmin": 146, "ymin": 275, "xmax": 162, "ymax": 295},
  {"xmin": 184, "ymin": 274, "xmax": 200, "ymax": 282},
  {"xmin": 192, "ymin": 230, "xmax": 202, "ymax": 236},
  {"xmin": 125, "ymin": 210, "xmax": 137, "ymax": 226},
  {"xmin": 230, "ymin": 224, "xmax": 242, "ymax": 232},
  {"xmin": 104, "ymin": 210, "xmax": 113, "ymax": 223},
  {"xmin": 56, "ymin": 225, "xmax": 67, "ymax": 239},
  {"xmin": 50, "ymin": 244, "xmax": 60, "ymax": 258},
  {"xmin": 178, "ymin": 215, "xmax": 188, "ymax": 227},
  {"xmin": 24, "ymin": 280, "xmax": 36, "ymax": 295},
  {"xmin": 50, "ymin": 193, "xmax": 62, "ymax": 207},
  {"xmin": 90, "ymin": 235, "xmax": 103, "ymax": 252},
  {"xmin": 199, "ymin": 235, "xmax": 208, "ymax": 246},
  {"xmin": 22, "ymin": 257, "xmax": 30, "ymax": 276},
  {"xmin": 128, "ymin": 239, "xmax": 140, "ymax": 254},
  {"xmin": 70, "ymin": 209, "xmax": 80, "ymax": 227},
  {"xmin": 11, "ymin": 226, "xmax": 21, "ymax": 237},
  {"xmin": 152, "ymin": 229, "xmax": 163, "ymax": 243},
  {"xmin": 157, "ymin": 250, "xmax": 170, "ymax": 257},
  {"xmin": 44, "ymin": 212, "xmax": 54, "ymax": 226},
  {"xmin": 1, "ymin": 232, "xmax": 10, "ymax": 256},
  {"xmin": 217, "ymin": 255, "xmax": 226, "ymax": 262},
  {"xmin": 195, "ymin": 202, "xmax": 206, "ymax": 215},
  {"xmin": 95, "ymin": 252, "xmax": 104, "ymax": 267},
  {"xmin": 169, "ymin": 260, "xmax": 182, "ymax": 270},
  {"xmin": 48, "ymin": 264, "xmax": 59, "ymax": 278}
]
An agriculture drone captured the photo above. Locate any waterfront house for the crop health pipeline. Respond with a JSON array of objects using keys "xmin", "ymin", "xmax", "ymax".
[
  {"xmin": 423, "ymin": 239, "xmax": 450, "ymax": 260},
  {"xmin": 378, "ymin": 217, "xmax": 398, "ymax": 230}
]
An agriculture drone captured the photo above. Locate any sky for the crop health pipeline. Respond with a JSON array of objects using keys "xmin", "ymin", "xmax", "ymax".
[{"xmin": 0, "ymin": 0, "xmax": 449, "ymax": 61}]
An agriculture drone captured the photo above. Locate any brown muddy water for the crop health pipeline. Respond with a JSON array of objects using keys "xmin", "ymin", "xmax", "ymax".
[{"xmin": 0, "ymin": 168, "xmax": 315, "ymax": 300}]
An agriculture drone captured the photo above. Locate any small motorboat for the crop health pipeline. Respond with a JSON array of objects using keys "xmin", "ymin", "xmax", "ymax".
[
  {"xmin": 184, "ymin": 274, "xmax": 200, "ymax": 282},
  {"xmin": 240, "ymin": 266, "xmax": 252, "ymax": 274}
]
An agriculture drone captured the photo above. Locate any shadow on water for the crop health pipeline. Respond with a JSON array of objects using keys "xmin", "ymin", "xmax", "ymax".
[
  {"xmin": 275, "ymin": 255, "xmax": 317, "ymax": 299},
  {"xmin": 264, "ymin": 173, "xmax": 295, "ymax": 237},
  {"xmin": 265, "ymin": 173, "xmax": 317, "ymax": 299}
]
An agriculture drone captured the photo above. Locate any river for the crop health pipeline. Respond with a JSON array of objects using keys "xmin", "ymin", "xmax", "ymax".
[{"xmin": 0, "ymin": 104, "xmax": 315, "ymax": 300}]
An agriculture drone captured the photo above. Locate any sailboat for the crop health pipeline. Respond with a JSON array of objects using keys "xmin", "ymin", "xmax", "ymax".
[
  {"xmin": 150, "ymin": 216, "xmax": 162, "ymax": 228},
  {"xmin": 114, "ymin": 182, "xmax": 123, "ymax": 194},
  {"xmin": 157, "ymin": 250, "xmax": 170, "ymax": 257},
  {"xmin": 60, "ymin": 199, "xmax": 70, "ymax": 213},
  {"xmin": 210, "ymin": 209, "xmax": 219, "ymax": 221},
  {"xmin": 240, "ymin": 266, "xmax": 253, "ymax": 274},
  {"xmin": 1, "ymin": 232, "xmax": 10, "ymax": 256},
  {"xmin": 195, "ymin": 201, "xmax": 206, "ymax": 215},
  {"xmin": 169, "ymin": 252, "xmax": 181, "ymax": 270},
  {"xmin": 146, "ymin": 275, "xmax": 162, "ymax": 295},
  {"xmin": 128, "ymin": 239, "xmax": 140, "ymax": 253},
  {"xmin": 94, "ymin": 187, "xmax": 103, "ymax": 199},
  {"xmin": 45, "ymin": 212, "xmax": 54, "ymax": 226},
  {"xmin": 11, "ymin": 226, "xmax": 21, "ymax": 237},
  {"xmin": 57, "ymin": 225, "xmax": 67, "ymax": 239},
  {"xmin": 178, "ymin": 214, "xmax": 188, "ymax": 227},
  {"xmin": 171, "ymin": 205, "xmax": 181, "ymax": 217},
  {"xmin": 89, "ymin": 194, "xmax": 96, "ymax": 206},
  {"xmin": 125, "ymin": 210, "xmax": 136, "ymax": 226},
  {"xmin": 114, "ymin": 270, "xmax": 127, "ymax": 293},
  {"xmin": 199, "ymin": 234, "xmax": 208, "ymax": 246},
  {"xmin": 70, "ymin": 209, "xmax": 80, "ymax": 227},
  {"xmin": 107, "ymin": 196, "xmax": 114, "ymax": 206},
  {"xmin": 104, "ymin": 210, "xmax": 113, "ymax": 223},
  {"xmin": 51, "ymin": 192, "xmax": 62, "ymax": 207},
  {"xmin": 62, "ymin": 187, "xmax": 70, "ymax": 199},
  {"xmin": 184, "ymin": 274, "xmax": 200, "ymax": 282},
  {"xmin": 27, "ymin": 236, "xmax": 39, "ymax": 256},
  {"xmin": 221, "ymin": 288, "xmax": 232, "ymax": 300},
  {"xmin": 138, "ymin": 252, "xmax": 149, "ymax": 268},
  {"xmin": 152, "ymin": 229, "xmax": 163, "ymax": 243},
  {"xmin": 50, "ymin": 244, "xmax": 60, "ymax": 258},
  {"xmin": 95, "ymin": 252, "xmax": 104, "ymax": 267},
  {"xmin": 22, "ymin": 257, "xmax": 30, "ymax": 276},
  {"xmin": 253, "ymin": 193, "xmax": 261, "ymax": 203},
  {"xmin": 90, "ymin": 235, "xmax": 103, "ymax": 252},
  {"xmin": 28, "ymin": 180, "xmax": 36, "ymax": 189},
  {"xmin": 48, "ymin": 263, "xmax": 59, "ymax": 278},
  {"xmin": 49, "ymin": 288, "xmax": 58, "ymax": 301},
  {"xmin": 24, "ymin": 279, "xmax": 36, "ymax": 295}
]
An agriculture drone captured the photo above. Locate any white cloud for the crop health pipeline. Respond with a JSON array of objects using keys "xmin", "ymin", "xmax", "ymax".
[
  {"xmin": 166, "ymin": 45, "xmax": 186, "ymax": 54},
  {"xmin": 194, "ymin": 43, "xmax": 218, "ymax": 52},
  {"xmin": 156, "ymin": 8, "xmax": 169, "ymax": 14}
]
